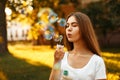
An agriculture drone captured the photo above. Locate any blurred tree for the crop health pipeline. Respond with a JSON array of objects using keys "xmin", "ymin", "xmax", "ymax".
[
  {"xmin": 105, "ymin": 0, "xmax": 120, "ymax": 29},
  {"xmin": 7, "ymin": 0, "xmax": 33, "ymax": 20},
  {"xmin": 0, "ymin": 0, "xmax": 8, "ymax": 53},
  {"xmin": 81, "ymin": 0, "xmax": 120, "ymax": 47},
  {"xmin": 6, "ymin": 0, "xmax": 79, "ymax": 47}
]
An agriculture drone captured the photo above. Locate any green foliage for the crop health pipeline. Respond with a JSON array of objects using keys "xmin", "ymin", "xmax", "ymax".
[
  {"xmin": 81, "ymin": 0, "xmax": 120, "ymax": 36},
  {"xmin": 105, "ymin": 0, "xmax": 120, "ymax": 27}
]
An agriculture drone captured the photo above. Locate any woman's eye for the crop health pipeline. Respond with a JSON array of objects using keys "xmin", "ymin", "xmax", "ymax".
[{"xmin": 72, "ymin": 24, "xmax": 78, "ymax": 27}]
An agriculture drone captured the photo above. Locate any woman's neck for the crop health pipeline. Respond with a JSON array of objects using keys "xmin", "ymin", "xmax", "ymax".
[{"xmin": 72, "ymin": 40, "xmax": 92, "ymax": 55}]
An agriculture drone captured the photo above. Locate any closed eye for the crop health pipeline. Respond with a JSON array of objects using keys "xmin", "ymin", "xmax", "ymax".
[
  {"xmin": 71, "ymin": 22, "xmax": 78, "ymax": 27},
  {"xmin": 65, "ymin": 22, "xmax": 78, "ymax": 28},
  {"xmin": 72, "ymin": 24, "xmax": 78, "ymax": 27}
]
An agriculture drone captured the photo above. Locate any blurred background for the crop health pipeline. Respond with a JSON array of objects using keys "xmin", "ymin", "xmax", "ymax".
[{"xmin": 0, "ymin": 0, "xmax": 120, "ymax": 80}]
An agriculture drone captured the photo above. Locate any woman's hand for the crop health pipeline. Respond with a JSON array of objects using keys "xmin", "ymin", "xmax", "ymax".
[{"xmin": 54, "ymin": 45, "xmax": 65, "ymax": 64}]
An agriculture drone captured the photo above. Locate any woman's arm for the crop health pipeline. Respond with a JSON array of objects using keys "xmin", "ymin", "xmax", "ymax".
[
  {"xmin": 49, "ymin": 45, "xmax": 65, "ymax": 80},
  {"xmin": 49, "ymin": 62, "xmax": 61, "ymax": 80},
  {"xmin": 49, "ymin": 69, "xmax": 55, "ymax": 80},
  {"xmin": 49, "ymin": 66, "xmax": 57, "ymax": 80}
]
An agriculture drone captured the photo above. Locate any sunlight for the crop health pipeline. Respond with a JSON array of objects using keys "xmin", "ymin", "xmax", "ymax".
[
  {"xmin": 102, "ymin": 52, "xmax": 120, "ymax": 69},
  {"xmin": 5, "ymin": 7, "xmax": 12, "ymax": 16},
  {"xmin": 8, "ymin": 44, "xmax": 54, "ymax": 68},
  {"xmin": 102, "ymin": 52, "xmax": 120, "ymax": 80},
  {"xmin": 107, "ymin": 73, "xmax": 119, "ymax": 80},
  {"xmin": 104, "ymin": 58, "xmax": 120, "ymax": 68},
  {"xmin": 102, "ymin": 52, "xmax": 120, "ymax": 57}
]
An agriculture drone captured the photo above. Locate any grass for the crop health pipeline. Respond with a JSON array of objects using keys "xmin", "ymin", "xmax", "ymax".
[
  {"xmin": 0, "ymin": 44, "xmax": 54, "ymax": 80},
  {"xmin": 0, "ymin": 55, "xmax": 50, "ymax": 80},
  {"xmin": 101, "ymin": 48, "xmax": 120, "ymax": 80},
  {"xmin": 0, "ymin": 44, "xmax": 119, "ymax": 80}
]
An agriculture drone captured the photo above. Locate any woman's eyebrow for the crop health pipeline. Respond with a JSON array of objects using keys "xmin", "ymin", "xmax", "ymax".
[
  {"xmin": 66, "ymin": 22, "xmax": 78, "ymax": 24},
  {"xmin": 71, "ymin": 22, "xmax": 78, "ymax": 25}
]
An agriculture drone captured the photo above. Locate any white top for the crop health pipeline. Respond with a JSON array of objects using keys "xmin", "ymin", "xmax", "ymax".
[{"xmin": 60, "ymin": 52, "xmax": 107, "ymax": 80}]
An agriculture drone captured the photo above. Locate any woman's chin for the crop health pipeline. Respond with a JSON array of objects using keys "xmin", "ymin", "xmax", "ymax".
[{"xmin": 68, "ymin": 39, "xmax": 74, "ymax": 42}]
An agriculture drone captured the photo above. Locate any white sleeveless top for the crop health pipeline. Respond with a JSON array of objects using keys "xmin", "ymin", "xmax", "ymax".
[{"xmin": 60, "ymin": 52, "xmax": 107, "ymax": 80}]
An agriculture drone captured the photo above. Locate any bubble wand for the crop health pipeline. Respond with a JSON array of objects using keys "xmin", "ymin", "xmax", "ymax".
[{"xmin": 57, "ymin": 35, "xmax": 64, "ymax": 49}]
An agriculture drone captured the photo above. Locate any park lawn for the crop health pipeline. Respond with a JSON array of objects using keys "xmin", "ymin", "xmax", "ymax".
[{"xmin": 0, "ymin": 44, "xmax": 119, "ymax": 80}]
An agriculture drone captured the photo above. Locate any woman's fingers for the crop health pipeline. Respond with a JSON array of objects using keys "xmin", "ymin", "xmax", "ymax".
[
  {"xmin": 54, "ymin": 50, "xmax": 64, "ymax": 59},
  {"xmin": 54, "ymin": 45, "xmax": 65, "ymax": 62}
]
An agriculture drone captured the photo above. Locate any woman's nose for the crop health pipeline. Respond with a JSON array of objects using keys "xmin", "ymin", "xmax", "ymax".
[{"xmin": 67, "ymin": 26, "xmax": 72, "ymax": 31}]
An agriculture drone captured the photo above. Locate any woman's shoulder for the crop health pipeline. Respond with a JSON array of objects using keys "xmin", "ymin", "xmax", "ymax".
[
  {"xmin": 92, "ymin": 54, "xmax": 105, "ymax": 64},
  {"xmin": 93, "ymin": 54, "xmax": 102, "ymax": 59},
  {"xmin": 93, "ymin": 54, "xmax": 103, "ymax": 59}
]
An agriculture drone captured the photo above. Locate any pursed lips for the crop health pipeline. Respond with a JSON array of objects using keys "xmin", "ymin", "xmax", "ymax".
[{"xmin": 67, "ymin": 33, "xmax": 72, "ymax": 38}]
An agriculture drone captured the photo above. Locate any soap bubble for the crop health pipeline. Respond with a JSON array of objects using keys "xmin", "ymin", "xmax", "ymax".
[
  {"xmin": 44, "ymin": 25, "xmax": 54, "ymax": 40},
  {"xmin": 48, "ymin": 12, "xmax": 58, "ymax": 24},
  {"xmin": 58, "ymin": 18, "xmax": 66, "ymax": 27},
  {"xmin": 44, "ymin": 31, "xmax": 54, "ymax": 40}
]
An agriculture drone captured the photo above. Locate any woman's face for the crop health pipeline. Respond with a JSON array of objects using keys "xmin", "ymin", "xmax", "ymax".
[{"xmin": 66, "ymin": 16, "xmax": 81, "ymax": 42}]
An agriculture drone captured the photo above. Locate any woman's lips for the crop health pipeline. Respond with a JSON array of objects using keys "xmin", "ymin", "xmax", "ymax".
[{"xmin": 67, "ymin": 33, "xmax": 72, "ymax": 38}]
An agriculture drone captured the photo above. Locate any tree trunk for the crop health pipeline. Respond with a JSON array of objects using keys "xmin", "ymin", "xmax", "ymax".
[{"xmin": 0, "ymin": 0, "xmax": 8, "ymax": 53}]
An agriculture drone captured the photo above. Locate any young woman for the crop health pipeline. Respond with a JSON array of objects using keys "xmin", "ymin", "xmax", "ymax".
[{"xmin": 49, "ymin": 12, "xmax": 107, "ymax": 80}]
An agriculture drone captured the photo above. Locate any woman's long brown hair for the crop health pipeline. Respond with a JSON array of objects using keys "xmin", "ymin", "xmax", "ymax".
[{"xmin": 64, "ymin": 12, "xmax": 101, "ymax": 56}]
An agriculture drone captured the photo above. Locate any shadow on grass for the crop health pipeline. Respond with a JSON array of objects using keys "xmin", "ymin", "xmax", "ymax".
[
  {"xmin": 0, "ymin": 53, "xmax": 51, "ymax": 80},
  {"xmin": 101, "ymin": 47, "xmax": 120, "ymax": 53}
]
